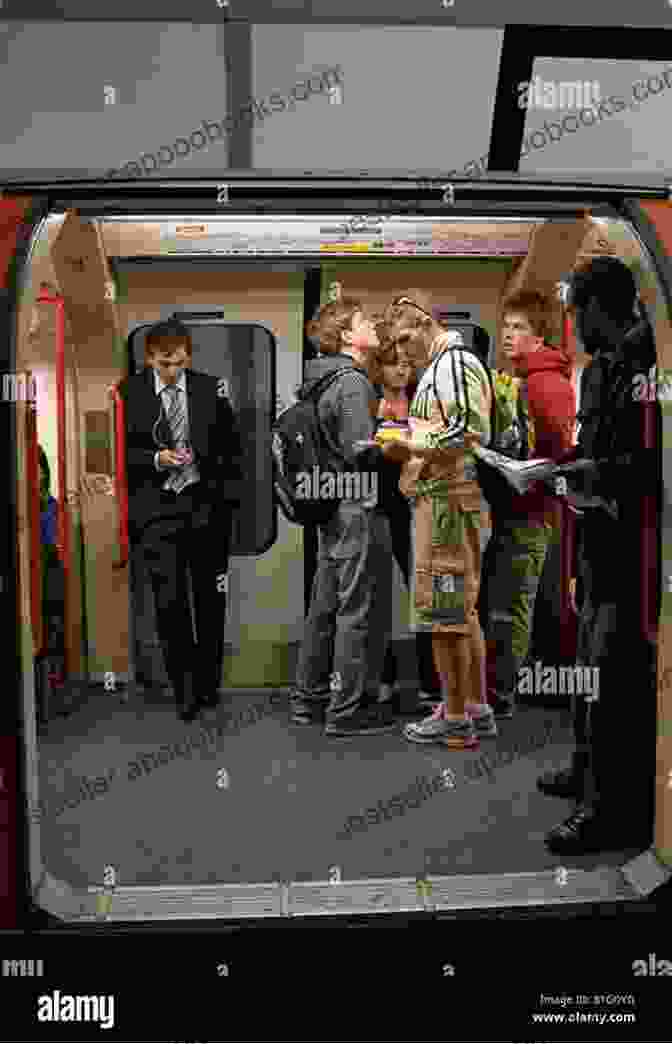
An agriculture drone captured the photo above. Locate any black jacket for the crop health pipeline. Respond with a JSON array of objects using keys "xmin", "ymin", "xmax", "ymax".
[
  {"xmin": 568, "ymin": 320, "xmax": 660, "ymax": 602},
  {"xmin": 118, "ymin": 367, "xmax": 244, "ymax": 536}
]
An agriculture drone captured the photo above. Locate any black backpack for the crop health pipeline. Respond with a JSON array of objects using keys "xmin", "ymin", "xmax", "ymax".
[
  {"xmin": 272, "ymin": 367, "xmax": 371, "ymax": 526},
  {"xmin": 431, "ymin": 344, "xmax": 530, "ymax": 510}
]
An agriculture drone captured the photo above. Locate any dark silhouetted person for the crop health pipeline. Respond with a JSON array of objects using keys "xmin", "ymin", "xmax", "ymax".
[{"xmin": 540, "ymin": 257, "xmax": 659, "ymax": 854}]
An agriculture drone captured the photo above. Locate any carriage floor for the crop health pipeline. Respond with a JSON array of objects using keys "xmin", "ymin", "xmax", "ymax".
[{"xmin": 35, "ymin": 684, "xmax": 643, "ymax": 892}]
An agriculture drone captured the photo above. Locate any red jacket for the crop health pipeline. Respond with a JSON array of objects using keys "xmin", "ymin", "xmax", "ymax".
[{"xmin": 504, "ymin": 345, "xmax": 576, "ymax": 527}]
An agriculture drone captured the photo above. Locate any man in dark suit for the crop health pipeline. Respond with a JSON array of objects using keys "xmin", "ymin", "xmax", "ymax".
[{"xmin": 118, "ymin": 317, "xmax": 244, "ymax": 721}]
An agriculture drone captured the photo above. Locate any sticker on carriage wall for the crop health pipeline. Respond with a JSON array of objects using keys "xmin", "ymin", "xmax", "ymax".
[
  {"xmin": 96, "ymin": 866, "xmax": 116, "ymax": 919},
  {"xmin": 1, "ymin": 372, "xmax": 37, "ymax": 403}
]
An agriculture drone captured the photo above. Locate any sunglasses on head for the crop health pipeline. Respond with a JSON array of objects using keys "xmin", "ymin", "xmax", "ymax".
[{"xmin": 390, "ymin": 297, "xmax": 434, "ymax": 321}]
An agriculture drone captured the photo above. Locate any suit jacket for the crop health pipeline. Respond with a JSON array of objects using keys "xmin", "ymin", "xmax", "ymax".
[{"xmin": 118, "ymin": 366, "xmax": 244, "ymax": 538}]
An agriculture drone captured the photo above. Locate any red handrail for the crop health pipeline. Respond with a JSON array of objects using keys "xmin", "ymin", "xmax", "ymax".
[
  {"xmin": 109, "ymin": 383, "xmax": 129, "ymax": 568},
  {"xmin": 26, "ymin": 389, "xmax": 43, "ymax": 656},
  {"xmin": 36, "ymin": 292, "xmax": 67, "ymax": 562},
  {"xmin": 35, "ymin": 290, "xmax": 69, "ymax": 673}
]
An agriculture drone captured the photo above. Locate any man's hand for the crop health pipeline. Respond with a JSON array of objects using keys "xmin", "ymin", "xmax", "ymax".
[
  {"xmin": 556, "ymin": 458, "xmax": 599, "ymax": 477},
  {"xmin": 569, "ymin": 578, "xmax": 578, "ymax": 614},
  {"xmin": 158, "ymin": 449, "xmax": 184, "ymax": 468},
  {"xmin": 379, "ymin": 436, "xmax": 412, "ymax": 461}
]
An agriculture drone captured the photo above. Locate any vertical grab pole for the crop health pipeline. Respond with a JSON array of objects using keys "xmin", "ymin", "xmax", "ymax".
[
  {"xmin": 26, "ymin": 383, "xmax": 43, "ymax": 657},
  {"xmin": 109, "ymin": 384, "xmax": 129, "ymax": 568},
  {"xmin": 36, "ymin": 290, "xmax": 69, "ymax": 674}
]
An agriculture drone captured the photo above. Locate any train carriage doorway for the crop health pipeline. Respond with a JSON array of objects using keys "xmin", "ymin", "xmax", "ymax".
[{"xmin": 3, "ymin": 172, "xmax": 671, "ymax": 924}]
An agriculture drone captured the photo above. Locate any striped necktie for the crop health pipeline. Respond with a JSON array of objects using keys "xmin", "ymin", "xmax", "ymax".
[{"xmin": 162, "ymin": 385, "xmax": 199, "ymax": 493}]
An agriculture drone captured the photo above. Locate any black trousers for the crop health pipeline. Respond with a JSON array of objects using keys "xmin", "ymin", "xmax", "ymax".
[
  {"xmin": 134, "ymin": 488, "xmax": 231, "ymax": 698},
  {"xmin": 380, "ymin": 495, "xmax": 440, "ymax": 694},
  {"xmin": 572, "ymin": 514, "xmax": 656, "ymax": 831}
]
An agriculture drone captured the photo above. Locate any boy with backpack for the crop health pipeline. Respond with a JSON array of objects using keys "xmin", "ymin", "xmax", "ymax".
[
  {"xmin": 280, "ymin": 296, "xmax": 399, "ymax": 736},
  {"xmin": 480, "ymin": 290, "xmax": 576, "ymax": 719}
]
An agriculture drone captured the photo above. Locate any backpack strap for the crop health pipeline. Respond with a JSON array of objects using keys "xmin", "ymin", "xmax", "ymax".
[
  {"xmin": 302, "ymin": 366, "xmax": 363, "ymax": 401},
  {"xmin": 304, "ymin": 366, "xmax": 372, "ymax": 463},
  {"xmin": 515, "ymin": 384, "xmax": 530, "ymax": 461}
]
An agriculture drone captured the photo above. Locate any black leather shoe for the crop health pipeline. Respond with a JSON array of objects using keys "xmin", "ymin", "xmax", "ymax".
[
  {"xmin": 545, "ymin": 804, "xmax": 649, "ymax": 854},
  {"xmin": 325, "ymin": 703, "xmax": 398, "ymax": 736},
  {"xmin": 175, "ymin": 673, "xmax": 199, "ymax": 722},
  {"xmin": 491, "ymin": 696, "xmax": 514, "ymax": 719},
  {"xmin": 291, "ymin": 696, "xmax": 327, "ymax": 725},
  {"xmin": 537, "ymin": 767, "xmax": 584, "ymax": 800},
  {"xmin": 199, "ymin": 691, "xmax": 221, "ymax": 709},
  {"xmin": 378, "ymin": 688, "xmax": 435, "ymax": 717}
]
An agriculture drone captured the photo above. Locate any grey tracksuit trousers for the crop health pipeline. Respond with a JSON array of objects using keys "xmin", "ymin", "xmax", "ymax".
[{"xmin": 294, "ymin": 502, "xmax": 393, "ymax": 722}]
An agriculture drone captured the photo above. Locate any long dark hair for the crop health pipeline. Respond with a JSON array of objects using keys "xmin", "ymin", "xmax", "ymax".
[
  {"xmin": 38, "ymin": 445, "xmax": 51, "ymax": 509},
  {"xmin": 39, "ymin": 445, "xmax": 50, "ymax": 487}
]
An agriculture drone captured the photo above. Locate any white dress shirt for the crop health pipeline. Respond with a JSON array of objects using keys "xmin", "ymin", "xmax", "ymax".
[{"xmin": 153, "ymin": 368, "xmax": 189, "ymax": 471}]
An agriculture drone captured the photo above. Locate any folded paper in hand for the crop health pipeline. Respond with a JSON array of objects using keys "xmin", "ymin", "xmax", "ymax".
[
  {"xmin": 472, "ymin": 447, "xmax": 619, "ymax": 517},
  {"xmin": 471, "ymin": 444, "xmax": 557, "ymax": 495}
]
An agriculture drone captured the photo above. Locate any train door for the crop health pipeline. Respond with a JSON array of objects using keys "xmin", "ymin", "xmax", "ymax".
[
  {"xmin": 104, "ymin": 247, "xmax": 307, "ymax": 691},
  {"xmin": 125, "ymin": 315, "xmax": 276, "ymax": 690}
]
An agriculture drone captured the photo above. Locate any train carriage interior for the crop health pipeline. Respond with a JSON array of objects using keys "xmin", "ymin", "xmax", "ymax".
[{"xmin": 9, "ymin": 191, "xmax": 669, "ymax": 917}]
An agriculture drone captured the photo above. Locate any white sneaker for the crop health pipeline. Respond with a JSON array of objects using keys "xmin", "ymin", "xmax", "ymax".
[
  {"xmin": 403, "ymin": 704, "xmax": 480, "ymax": 749},
  {"xmin": 378, "ymin": 684, "xmax": 394, "ymax": 703}
]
